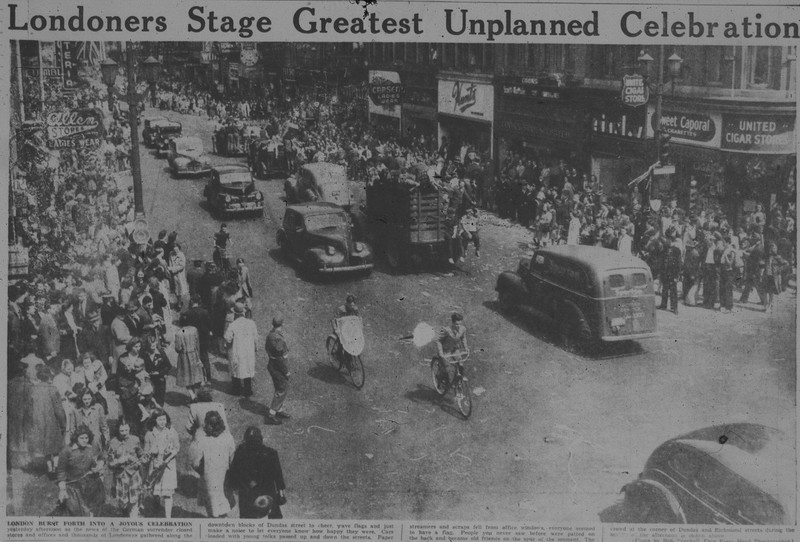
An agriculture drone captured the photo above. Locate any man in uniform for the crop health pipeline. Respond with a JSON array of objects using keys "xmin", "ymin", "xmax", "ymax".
[{"xmin": 264, "ymin": 315, "xmax": 290, "ymax": 425}]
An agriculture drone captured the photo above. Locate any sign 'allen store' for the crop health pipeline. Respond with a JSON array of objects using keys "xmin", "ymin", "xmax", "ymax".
[{"xmin": 45, "ymin": 108, "xmax": 104, "ymax": 149}]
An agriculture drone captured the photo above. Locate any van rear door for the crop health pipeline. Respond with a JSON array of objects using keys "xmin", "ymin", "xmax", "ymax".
[{"xmin": 601, "ymin": 269, "xmax": 656, "ymax": 339}]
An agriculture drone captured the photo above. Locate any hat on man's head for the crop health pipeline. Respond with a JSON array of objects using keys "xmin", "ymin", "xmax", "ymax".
[{"xmin": 234, "ymin": 302, "xmax": 246, "ymax": 316}]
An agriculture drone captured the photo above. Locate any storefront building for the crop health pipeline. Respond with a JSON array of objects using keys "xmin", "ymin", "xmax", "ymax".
[
  {"xmin": 494, "ymin": 75, "xmax": 586, "ymax": 175},
  {"xmin": 586, "ymin": 88, "xmax": 650, "ymax": 196},
  {"xmin": 651, "ymin": 100, "xmax": 796, "ymax": 224},
  {"xmin": 400, "ymin": 70, "xmax": 437, "ymax": 146},
  {"xmin": 437, "ymin": 73, "xmax": 495, "ymax": 160}
]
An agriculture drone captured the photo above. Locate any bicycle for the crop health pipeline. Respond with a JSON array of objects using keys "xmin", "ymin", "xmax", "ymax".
[
  {"xmin": 430, "ymin": 350, "xmax": 473, "ymax": 419},
  {"xmin": 326, "ymin": 316, "xmax": 365, "ymax": 389}
]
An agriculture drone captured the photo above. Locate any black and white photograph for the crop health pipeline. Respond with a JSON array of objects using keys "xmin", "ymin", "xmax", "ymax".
[{"xmin": 5, "ymin": 35, "xmax": 797, "ymax": 526}]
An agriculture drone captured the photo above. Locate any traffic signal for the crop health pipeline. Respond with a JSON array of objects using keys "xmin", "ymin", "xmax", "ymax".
[{"xmin": 659, "ymin": 133, "xmax": 672, "ymax": 165}]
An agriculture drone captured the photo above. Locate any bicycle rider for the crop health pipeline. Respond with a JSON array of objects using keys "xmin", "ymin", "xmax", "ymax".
[
  {"xmin": 331, "ymin": 294, "xmax": 359, "ymax": 356},
  {"xmin": 336, "ymin": 294, "xmax": 359, "ymax": 318},
  {"xmin": 436, "ymin": 312, "xmax": 468, "ymax": 381},
  {"xmin": 213, "ymin": 224, "xmax": 232, "ymax": 273}
]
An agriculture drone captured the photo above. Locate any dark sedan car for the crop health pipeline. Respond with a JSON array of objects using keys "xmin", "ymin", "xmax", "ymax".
[
  {"xmin": 276, "ymin": 202, "xmax": 373, "ymax": 277},
  {"xmin": 203, "ymin": 165, "xmax": 264, "ymax": 218},
  {"xmin": 600, "ymin": 423, "xmax": 795, "ymax": 525}
]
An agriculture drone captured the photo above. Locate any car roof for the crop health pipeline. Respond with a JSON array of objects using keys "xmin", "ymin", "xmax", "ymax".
[
  {"xmin": 652, "ymin": 423, "xmax": 794, "ymax": 519},
  {"xmin": 144, "ymin": 116, "xmax": 167, "ymax": 123},
  {"xmin": 287, "ymin": 202, "xmax": 345, "ymax": 216},
  {"xmin": 157, "ymin": 120, "xmax": 182, "ymax": 128},
  {"xmin": 536, "ymin": 245, "xmax": 649, "ymax": 271},
  {"xmin": 212, "ymin": 165, "xmax": 250, "ymax": 175}
]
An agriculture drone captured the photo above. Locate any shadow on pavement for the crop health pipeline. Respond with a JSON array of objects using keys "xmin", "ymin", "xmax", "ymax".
[
  {"xmin": 165, "ymin": 391, "xmax": 192, "ymax": 407},
  {"xmin": 307, "ymin": 362, "xmax": 348, "ymax": 386},
  {"xmin": 482, "ymin": 300, "xmax": 645, "ymax": 360},
  {"xmin": 404, "ymin": 384, "xmax": 471, "ymax": 421},
  {"xmin": 238, "ymin": 397, "xmax": 268, "ymax": 418},
  {"xmin": 213, "ymin": 361, "xmax": 229, "ymax": 373}
]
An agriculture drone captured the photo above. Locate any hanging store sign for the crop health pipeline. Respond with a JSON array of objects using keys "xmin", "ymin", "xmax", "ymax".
[
  {"xmin": 368, "ymin": 71, "xmax": 403, "ymax": 106},
  {"xmin": 228, "ymin": 63, "xmax": 240, "ymax": 81},
  {"xmin": 620, "ymin": 74, "xmax": 649, "ymax": 107},
  {"xmin": 368, "ymin": 70, "xmax": 401, "ymax": 119},
  {"xmin": 721, "ymin": 114, "xmax": 796, "ymax": 154},
  {"xmin": 438, "ymin": 79, "xmax": 494, "ymax": 121},
  {"xmin": 45, "ymin": 108, "xmax": 104, "ymax": 149},
  {"xmin": 58, "ymin": 42, "xmax": 80, "ymax": 91},
  {"xmin": 654, "ymin": 111, "xmax": 716, "ymax": 142}
]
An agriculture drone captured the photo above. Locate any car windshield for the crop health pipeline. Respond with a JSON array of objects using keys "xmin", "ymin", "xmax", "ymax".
[
  {"xmin": 304, "ymin": 212, "xmax": 347, "ymax": 231},
  {"xmin": 219, "ymin": 172, "xmax": 252, "ymax": 185}
]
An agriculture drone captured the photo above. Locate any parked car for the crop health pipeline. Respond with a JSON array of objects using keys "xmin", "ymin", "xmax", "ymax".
[
  {"xmin": 203, "ymin": 165, "xmax": 264, "ymax": 218},
  {"xmin": 141, "ymin": 116, "xmax": 167, "ymax": 147},
  {"xmin": 495, "ymin": 245, "xmax": 656, "ymax": 352},
  {"xmin": 154, "ymin": 121, "xmax": 183, "ymax": 156},
  {"xmin": 600, "ymin": 423, "xmax": 794, "ymax": 524},
  {"xmin": 276, "ymin": 202, "xmax": 373, "ymax": 277},
  {"xmin": 167, "ymin": 137, "xmax": 211, "ymax": 177}
]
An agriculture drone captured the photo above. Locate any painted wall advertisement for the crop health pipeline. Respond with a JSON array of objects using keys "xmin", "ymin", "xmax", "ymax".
[
  {"xmin": 368, "ymin": 70, "xmax": 402, "ymax": 119},
  {"xmin": 437, "ymin": 79, "xmax": 494, "ymax": 122},
  {"xmin": 721, "ymin": 114, "xmax": 796, "ymax": 154}
]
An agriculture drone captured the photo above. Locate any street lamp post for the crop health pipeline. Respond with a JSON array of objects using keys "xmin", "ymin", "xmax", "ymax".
[
  {"xmin": 142, "ymin": 56, "xmax": 161, "ymax": 108},
  {"xmin": 100, "ymin": 44, "xmax": 161, "ymax": 221},
  {"xmin": 638, "ymin": 47, "xmax": 683, "ymax": 200}
]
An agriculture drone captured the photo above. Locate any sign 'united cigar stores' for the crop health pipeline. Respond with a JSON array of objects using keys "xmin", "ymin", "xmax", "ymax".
[
  {"xmin": 620, "ymin": 74, "xmax": 649, "ymax": 107},
  {"xmin": 45, "ymin": 109, "xmax": 104, "ymax": 149}
]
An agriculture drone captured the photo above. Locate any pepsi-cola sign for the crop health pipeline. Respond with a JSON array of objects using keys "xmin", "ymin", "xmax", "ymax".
[{"xmin": 621, "ymin": 74, "xmax": 649, "ymax": 107}]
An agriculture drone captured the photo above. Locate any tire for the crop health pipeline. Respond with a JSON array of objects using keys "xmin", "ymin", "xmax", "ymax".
[
  {"xmin": 454, "ymin": 377, "xmax": 473, "ymax": 419},
  {"xmin": 430, "ymin": 358, "xmax": 448, "ymax": 396},
  {"xmin": 326, "ymin": 336, "xmax": 342, "ymax": 370},
  {"xmin": 497, "ymin": 289, "xmax": 515, "ymax": 311},
  {"xmin": 559, "ymin": 311, "xmax": 593, "ymax": 354},
  {"xmin": 347, "ymin": 355, "xmax": 365, "ymax": 389},
  {"xmin": 384, "ymin": 238, "xmax": 403, "ymax": 271}
]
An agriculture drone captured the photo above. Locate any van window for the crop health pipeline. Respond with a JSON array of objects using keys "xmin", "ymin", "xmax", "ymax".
[
  {"xmin": 632, "ymin": 273, "xmax": 647, "ymax": 287},
  {"xmin": 608, "ymin": 274, "xmax": 625, "ymax": 288}
]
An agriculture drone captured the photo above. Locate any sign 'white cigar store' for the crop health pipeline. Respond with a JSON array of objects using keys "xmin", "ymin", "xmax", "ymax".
[{"xmin": 6, "ymin": 4, "xmax": 800, "ymax": 41}]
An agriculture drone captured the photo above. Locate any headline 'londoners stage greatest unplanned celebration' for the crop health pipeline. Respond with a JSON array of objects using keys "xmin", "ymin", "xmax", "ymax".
[{"xmin": 1, "ymin": 0, "xmax": 797, "ymax": 536}]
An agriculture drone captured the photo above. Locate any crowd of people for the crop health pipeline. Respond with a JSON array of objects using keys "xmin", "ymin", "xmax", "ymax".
[{"xmin": 9, "ymin": 73, "xmax": 286, "ymax": 519}]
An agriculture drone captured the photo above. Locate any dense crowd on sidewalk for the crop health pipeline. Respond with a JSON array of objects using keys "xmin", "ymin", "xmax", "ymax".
[{"xmin": 9, "ymin": 75, "xmax": 285, "ymax": 519}]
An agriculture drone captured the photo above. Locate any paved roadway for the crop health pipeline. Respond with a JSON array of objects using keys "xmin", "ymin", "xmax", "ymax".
[{"xmin": 9, "ymin": 108, "xmax": 796, "ymax": 521}]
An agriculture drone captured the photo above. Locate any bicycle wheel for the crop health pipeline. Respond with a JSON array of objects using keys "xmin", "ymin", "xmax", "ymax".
[
  {"xmin": 326, "ymin": 336, "xmax": 343, "ymax": 370},
  {"xmin": 347, "ymin": 355, "xmax": 365, "ymax": 389},
  {"xmin": 454, "ymin": 378, "xmax": 473, "ymax": 419},
  {"xmin": 430, "ymin": 358, "xmax": 448, "ymax": 396}
]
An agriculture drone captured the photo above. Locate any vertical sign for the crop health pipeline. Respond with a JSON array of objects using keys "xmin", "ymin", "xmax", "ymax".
[{"xmin": 60, "ymin": 42, "xmax": 79, "ymax": 91}]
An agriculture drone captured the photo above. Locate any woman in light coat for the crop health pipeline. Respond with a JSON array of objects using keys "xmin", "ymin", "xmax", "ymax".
[
  {"xmin": 190, "ymin": 411, "xmax": 236, "ymax": 518},
  {"xmin": 174, "ymin": 316, "xmax": 206, "ymax": 400},
  {"xmin": 168, "ymin": 244, "xmax": 190, "ymax": 313}
]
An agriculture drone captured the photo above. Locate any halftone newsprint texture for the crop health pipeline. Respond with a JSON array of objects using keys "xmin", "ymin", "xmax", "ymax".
[{"xmin": 0, "ymin": 1, "xmax": 797, "ymax": 541}]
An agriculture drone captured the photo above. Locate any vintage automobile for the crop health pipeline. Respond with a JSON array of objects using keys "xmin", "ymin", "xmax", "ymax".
[
  {"xmin": 154, "ymin": 121, "xmax": 183, "ymax": 156},
  {"xmin": 600, "ymin": 423, "xmax": 794, "ymax": 524},
  {"xmin": 495, "ymin": 245, "xmax": 657, "ymax": 352},
  {"xmin": 214, "ymin": 125, "xmax": 261, "ymax": 157},
  {"xmin": 203, "ymin": 165, "xmax": 264, "ymax": 218},
  {"xmin": 141, "ymin": 116, "xmax": 167, "ymax": 147},
  {"xmin": 248, "ymin": 137, "xmax": 289, "ymax": 179},
  {"xmin": 167, "ymin": 136, "xmax": 211, "ymax": 177},
  {"xmin": 276, "ymin": 202, "xmax": 373, "ymax": 277}
]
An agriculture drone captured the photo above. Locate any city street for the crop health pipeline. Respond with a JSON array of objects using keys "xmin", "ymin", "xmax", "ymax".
[{"xmin": 9, "ymin": 108, "xmax": 796, "ymax": 522}]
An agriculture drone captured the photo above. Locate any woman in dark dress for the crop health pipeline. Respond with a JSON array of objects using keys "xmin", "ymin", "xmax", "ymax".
[
  {"xmin": 227, "ymin": 426, "xmax": 286, "ymax": 519},
  {"xmin": 142, "ymin": 328, "xmax": 171, "ymax": 408},
  {"xmin": 117, "ymin": 338, "xmax": 145, "ymax": 435},
  {"xmin": 56, "ymin": 424, "xmax": 106, "ymax": 517}
]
